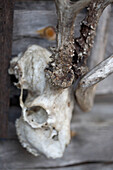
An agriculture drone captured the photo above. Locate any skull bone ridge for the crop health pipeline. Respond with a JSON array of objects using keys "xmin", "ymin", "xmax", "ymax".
[{"xmin": 9, "ymin": 45, "xmax": 74, "ymax": 158}]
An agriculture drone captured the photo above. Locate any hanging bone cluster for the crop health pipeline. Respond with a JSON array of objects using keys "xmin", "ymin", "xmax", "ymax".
[{"xmin": 9, "ymin": 0, "xmax": 113, "ymax": 158}]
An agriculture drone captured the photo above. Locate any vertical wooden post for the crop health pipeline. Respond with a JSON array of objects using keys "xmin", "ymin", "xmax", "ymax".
[{"xmin": 0, "ymin": 0, "xmax": 14, "ymax": 138}]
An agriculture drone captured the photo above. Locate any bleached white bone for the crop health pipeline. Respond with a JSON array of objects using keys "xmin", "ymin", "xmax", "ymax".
[{"xmin": 9, "ymin": 45, "xmax": 74, "ymax": 158}]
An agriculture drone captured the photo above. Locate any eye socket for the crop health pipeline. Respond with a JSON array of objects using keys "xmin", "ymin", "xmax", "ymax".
[
  {"xmin": 10, "ymin": 75, "xmax": 18, "ymax": 83},
  {"xmin": 27, "ymin": 106, "xmax": 48, "ymax": 124}
]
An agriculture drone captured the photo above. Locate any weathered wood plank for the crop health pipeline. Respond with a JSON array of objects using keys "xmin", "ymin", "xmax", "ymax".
[
  {"xmin": 14, "ymin": 0, "xmax": 55, "ymax": 10},
  {"xmin": 0, "ymin": 1, "xmax": 112, "ymax": 169},
  {"xmin": 12, "ymin": 37, "xmax": 56, "ymax": 55},
  {"xmin": 89, "ymin": 6, "xmax": 111, "ymax": 69},
  {"xmin": 1, "ymin": 162, "xmax": 113, "ymax": 170},
  {"xmin": 96, "ymin": 6, "xmax": 113, "ymax": 94},
  {"xmin": 12, "ymin": 9, "xmax": 86, "ymax": 55},
  {"xmin": 12, "ymin": 10, "xmax": 57, "ymax": 54},
  {"xmin": 1, "ymin": 102, "xmax": 113, "ymax": 169},
  {"xmin": 24, "ymin": 164, "xmax": 113, "ymax": 170},
  {"xmin": 97, "ymin": 74, "xmax": 113, "ymax": 94},
  {"xmin": 0, "ymin": 0, "xmax": 14, "ymax": 138},
  {"xmin": 13, "ymin": 10, "xmax": 57, "ymax": 38},
  {"xmin": 105, "ymin": 6, "xmax": 113, "ymax": 59}
]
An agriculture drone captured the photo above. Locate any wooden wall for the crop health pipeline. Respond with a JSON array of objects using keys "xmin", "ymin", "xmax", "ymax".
[{"xmin": 0, "ymin": 1, "xmax": 113, "ymax": 169}]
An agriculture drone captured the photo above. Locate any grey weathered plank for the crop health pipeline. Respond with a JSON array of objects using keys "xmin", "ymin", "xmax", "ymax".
[
  {"xmin": 12, "ymin": 37, "xmax": 56, "ymax": 55},
  {"xmin": 1, "ymin": 103, "xmax": 113, "ymax": 169},
  {"xmin": 12, "ymin": 10, "xmax": 57, "ymax": 55},
  {"xmin": 13, "ymin": 10, "xmax": 57, "ymax": 38},
  {"xmin": 94, "ymin": 94, "xmax": 113, "ymax": 103},
  {"xmin": 1, "ymin": 163, "xmax": 113, "ymax": 170},
  {"xmin": 25, "ymin": 164, "xmax": 113, "ymax": 170},
  {"xmin": 97, "ymin": 74, "xmax": 113, "ymax": 94},
  {"xmin": 96, "ymin": 6, "xmax": 113, "ymax": 94},
  {"xmin": 89, "ymin": 6, "xmax": 111, "ymax": 69},
  {"xmin": 12, "ymin": 10, "xmax": 86, "ymax": 55},
  {"xmin": 105, "ymin": 6, "xmax": 113, "ymax": 59},
  {"xmin": 14, "ymin": 0, "xmax": 55, "ymax": 10}
]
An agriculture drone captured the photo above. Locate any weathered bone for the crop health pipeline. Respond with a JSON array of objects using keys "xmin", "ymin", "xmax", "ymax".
[
  {"xmin": 76, "ymin": 54, "xmax": 113, "ymax": 112},
  {"xmin": 9, "ymin": 45, "xmax": 74, "ymax": 158}
]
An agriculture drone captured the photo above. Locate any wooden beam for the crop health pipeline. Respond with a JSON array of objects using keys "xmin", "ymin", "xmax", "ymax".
[{"xmin": 0, "ymin": 0, "xmax": 14, "ymax": 138}]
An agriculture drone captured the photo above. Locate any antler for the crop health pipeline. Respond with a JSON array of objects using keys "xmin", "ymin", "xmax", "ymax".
[
  {"xmin": 76, "ymin": 54, "xmax": 113, "ymax": 112},
  {"xmin": 45, "ymin": 0, "xmax": 92, "ymax": 88},
  {"xmin": 45, "ymin": 0, "xmax": 113, "ymax": 110},
  {"xmin": 45, "ymin": 0, "xmax": 113, "ymax": 89},
  {"xmin": 73, "ymin": 0, "xmax": 112, "ymax": 79},
  {"xmin": 75, "ymin": 0, "xmax": 113, "ymax": 111},
  {"xmin": 45, "ymin": 0, "xmax": 113, "ymax": 111}
]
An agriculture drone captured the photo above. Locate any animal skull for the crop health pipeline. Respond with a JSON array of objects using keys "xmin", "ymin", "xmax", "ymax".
[{"xmin": 9, "ymin": 45, "xmax": 74, "ymax": 158}]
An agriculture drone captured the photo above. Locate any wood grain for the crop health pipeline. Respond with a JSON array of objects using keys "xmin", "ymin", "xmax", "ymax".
[
  {"xmin": 14, "ymin": 0, "xmax": 55, "ymax": 10},
  {"xmin": 97, "ymin": 5, "xmax": 113, "ymax": 94},
  {"xmin": 12, "ymin": 9, "xmax": 86, "ymax": 55},
  {"xmin": 23, "ymin": 164, "xmax": 113, "ymax": 170},
  {"xmin": 89, "ymin": 6, "xmax": 111, "ymax": 69},
  {"xmin": 0, "ymin": 0, "xmax": 14, "ymax": 138}
]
